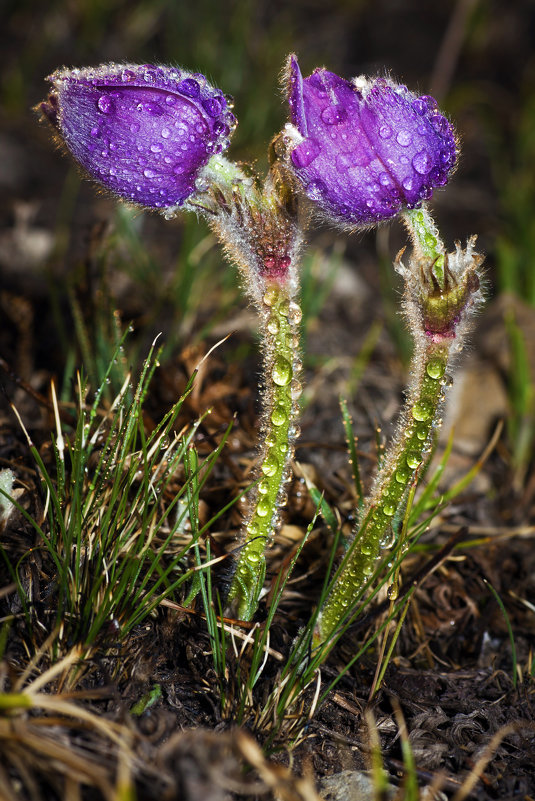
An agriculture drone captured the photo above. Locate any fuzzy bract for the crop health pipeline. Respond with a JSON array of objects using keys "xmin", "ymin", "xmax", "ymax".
[
  {"xmin": 41, "ymin": 63, "xmax": 237, "ymax": 209},
  {"xmin": 286, "ymin": 56, "xmax": 458, "ymax": 225}
]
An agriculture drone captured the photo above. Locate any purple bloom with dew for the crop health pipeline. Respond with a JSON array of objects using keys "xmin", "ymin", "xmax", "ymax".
[
  {"xmin": 41, "ymin": 63, "xmax": 237, "ymax": 209},
  {"xmin": 286, "ymin": 55, "xmax": 458, "ymax": 225}
]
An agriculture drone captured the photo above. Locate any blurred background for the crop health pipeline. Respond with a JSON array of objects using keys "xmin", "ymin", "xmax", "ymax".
[{"xmin": 1, "ymin": 0, "xmax": 534, "ymax": 499}]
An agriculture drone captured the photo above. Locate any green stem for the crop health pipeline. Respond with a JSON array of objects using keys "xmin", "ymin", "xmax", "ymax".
[
  {"xmin": 315, "ymin": 339, "xmax": 449, "ymax": 643},
  {"xmin": 315, "ymin": 206, "xmax": 456, "ymax": 646},
  {"xmin": 404, "ymin": 206, "xmax": 445, "ymax": 287},
  {"xmin": 227, "ymin": 281, "xmax": 302, "ymax": 620}
]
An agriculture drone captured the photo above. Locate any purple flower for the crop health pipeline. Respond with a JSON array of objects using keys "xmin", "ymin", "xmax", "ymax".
[
  {"xmin": 41, "ymin": 63, "xmax": 237, "ymax": 209},
  {"xmin": 286, "ymin": 56, "xmax": 458, "ymax": 225}
]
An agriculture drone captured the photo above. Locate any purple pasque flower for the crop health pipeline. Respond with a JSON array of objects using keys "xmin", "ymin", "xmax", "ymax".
[
  {"xmin": 286, "ymin": 55, "xmax": 457, "ymax": 225},
  {"xmin": 41, "ymin": 63, "xmax": 237, "ymax": 209}
]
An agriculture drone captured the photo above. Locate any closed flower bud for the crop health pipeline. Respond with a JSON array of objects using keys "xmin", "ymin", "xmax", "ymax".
[
  {"xmin": 285, "ymin": 55, "xmax": 458, "ymax": 225},
  {"xmin": 40, "ymin": 63, "xmax": 237, "ymax": 209}
]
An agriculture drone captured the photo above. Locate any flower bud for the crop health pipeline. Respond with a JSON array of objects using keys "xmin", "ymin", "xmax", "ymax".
[
  {"xmin": 285, "ymin": 55, "xmax": 458, "ymax": 225},
  {"xmin": 40, "ymin": 63, "xmax": 237, "ymax": 209}
]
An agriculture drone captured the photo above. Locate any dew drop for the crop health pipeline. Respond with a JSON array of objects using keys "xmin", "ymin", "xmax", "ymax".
[
  {"xmin": 178, "ymin": 78, "xmax": 200, "ymax": 97},
  {"xmin": 97, "ymin": 95, "xmax": 114, "ymax": 114},
  {"xmin": 361, "ymin": 543, "xmax": 372, "ymax": 556},
  {"xmin": 379, "ymin": 124, "xmax": 392, "ymax": 139},
  {"xmin": 248, "ymin": 551, "xmax": 260, "ymax": 563},
  {"xmin": 395, "ymin": 468, "xmax": 409, "ymax": 484},
  {"xmin": 430, "ymin": 114, "xmax": 449, "ymax": 135},
  {"xmin": 213, "ymin": 120, "xmax": 230, "ymax": 136},
  {"xmin": 150, "ymin": 143, "xmax": 162, "ymax": 153},
  {"xmin": 320, "ymin": 104, "xmax": 347, "ymax": 125},
  {"xmin": 271, "ymin": 406, "xmax": 287, "ymax": 426},
  {"xmin": 272, "ymin": 357, "xmax": 292, "ymax": 387},
  {"xmin": 267, "ymin": 316, "xmax": 279, "ymax": 335},
  {"xmin": 161, "ymin": 127, "xmax": 171, "ymax": 139},
  {"xmin": 383, "ymin": 502, "xmax": 396, "ymax": 516},
  {"xmin": 203, "ymin": 95, "xmax": 224, "ymax": 117},
  {"xmin": 379, "ymin": 172, "xmax": 392, "ymax": 187},
  {"xmin": 387, "ymin": 583, "xmax": 399, "ymax": 600},
  {"xmin": 412, "ymin": 400, "xmax": 433, "ymax": 421},
  {"xmin": 396, "ymin": 129, "xmax": 412, "ymax": 146},
  {"xmin": 90, "ymin": 125, "xmax": 100, "ymax": 137},
  {"xmin": 406, "ymin": 451, "xmax": 422, "ymax": 469},
  {"xmin": 263, "ymin": 285, "xmax": 279, "ymax": 307},
  {"xmin": 415, "ymin": 423, "xmax": 428, "ymax": 441},
  {"xmin": 143, "ymin": 168, "xmax": 157, "ymax": 179},
  {"xmin": 257, "ymin": 498, "xmax": 270, "ymax": 518},
  {"xmin": 402, "ymin": 176, "xmax": 414, "ymax": 192},
  {"xmin": 411, "ymin": 97, "xmax": 427, "ymax": 115},
  {"xmin": 289, "ymin": 379, "xmax": 302, "ymax": 400},
  {"xmin": 412, "ymin": 149, "xmax": 433, "ymax": 175},
  {"xmin": 426, "ymin": 359, "xmax": 445, "ymax": 379},
  {"xmin": 363, "ymin": 563, "xmax": 374, "ymax": 577},
  {"xmin": 258, "ymin": 479, "xmax": 269, "ymax": 495},
  {"xmin": 261, "ymin": 454, "xmax": 279, "ymax": 477},
  {"xmin": 421, "ymin": 95, "xmax": 438, "ymax": 111},
  {"xmin": 287, "ymin": 301, "xmax": 302, "ymax": 325}
]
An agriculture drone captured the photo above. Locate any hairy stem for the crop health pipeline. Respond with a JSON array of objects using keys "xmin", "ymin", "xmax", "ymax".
[
  {"xmin": 226, "ymin": 281, "xmax": 302, "ymax": 620},
  {"xmin": 315, "ymin": 337, "xmax": 449, "ymax": 644},
  {"xmin": 315, "ymin": 205, "xmax": 482, "ymax": 647}
]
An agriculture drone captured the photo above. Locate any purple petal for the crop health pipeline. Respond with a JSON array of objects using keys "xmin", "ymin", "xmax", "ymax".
[
  {"xmin": 285, "ymin": 57, "xmax": 458, "ymax": 225},
  {"xmin": 43, "ymin": 63, "xmax": 237, "ymax": 208}
]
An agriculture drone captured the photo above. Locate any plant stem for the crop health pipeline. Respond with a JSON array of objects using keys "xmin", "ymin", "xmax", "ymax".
[
  {"xmin": 227, "ymin": 280, "xmax": 302, "ymax": 620},
  {"xmin": 404, "ymin": 206, "xmax": 445, "ymax": 286},
  {"xmin": 315, "ymin": 205, "xmax": 480, "ymax": 646},
  {"xmin": 315, "ymin": 337, "xmax": 450, "ymax": 643}
]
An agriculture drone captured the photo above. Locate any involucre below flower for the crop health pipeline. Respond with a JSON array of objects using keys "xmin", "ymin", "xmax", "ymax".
[
  {"xmin": 285, "ymin": 55, "xmax": 458, "ymax": 225},
  {"xmin": 41, "ymin": 63, "xmax": 237, "ymax": 209}
]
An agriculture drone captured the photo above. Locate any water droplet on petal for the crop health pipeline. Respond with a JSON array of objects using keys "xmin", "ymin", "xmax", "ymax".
[
  {"xmin": 97, "ymin": 95, "xmax": 114, "ymax": 114},
  {"xmin": 411, "ymin": 98, "xmax": 427, "ymax": 115},
  {"xmin": 320, "ymin": 104, "xmax": 347, "ymax": 125},
  {"xmin": 178, "ymin": 78, "xmax": 200, "ymax": 97},
  {"xmin": 412, "ymin": 149, "xmax": 433, "ymax": 175},
  {"xmin": 379, "ymin": 124, "xmax": 392, "ymax": 139},
  {"xmin": 396, "ymin": 129, "xmax": 412, "ymax": 146},
  {"xmin": 203, "ymin": 95, "xmax": 224, "ymax": 116},
  {"xmin": 143, "ymin": 168, "xmax": 157, "ymax": 179}
]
